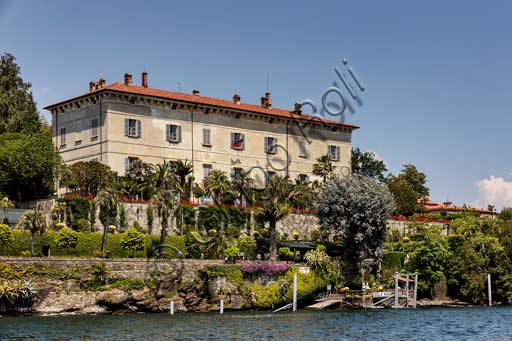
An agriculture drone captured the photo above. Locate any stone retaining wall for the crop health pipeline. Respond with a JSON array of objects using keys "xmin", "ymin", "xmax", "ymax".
[{"xmin": 0, "ymin": 257, "xmax": 223, "ymax": 280}]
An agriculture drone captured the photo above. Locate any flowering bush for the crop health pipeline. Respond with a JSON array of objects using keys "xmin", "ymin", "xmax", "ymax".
[{"xmin": 240, "ymin": 262, "xmax": 288, "ymax": 276}]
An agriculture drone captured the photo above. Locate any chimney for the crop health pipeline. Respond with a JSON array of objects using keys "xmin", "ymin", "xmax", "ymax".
[
  {"xmin": 98, "ymin": 78, "xmax": 106, "ymax": 88},
  {"xmin": 293, "ymin": 102, "xmax": 302, "ymax": 115},
  {"xmin": 233, "ymin": 93, "xmax": 241, "ymax": 104},
  {"xmin": 124, "ymin": 73, "xmax": 132, "ymax": 86},
  {"xmin": 192, "ymin": 89, "xmax": 200, "ymax": 96},
  {"xmin": 261, "ymin": 92, "xmax": 272, "ymax": 109},
  {"xmin": 142, "ymin": 71, "xmax": 148, "ymax": 88},
  {"xmin": 89, "ymin": 81, "xmax": 95, "ymax": 92}
]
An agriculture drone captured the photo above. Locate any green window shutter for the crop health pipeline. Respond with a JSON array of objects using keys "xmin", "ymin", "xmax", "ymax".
[
  {"xmin": 125, "ymin": 158, "xmax": 130, "ymax": 173},
  {"xmin": 178, "ymin": 126, "xmax": 182, "ymax": 143},
  {"xmin": 137, "ymin": 120, "xmax": 142, "ymax": 137},
  {"xmin": 166, "ymin": 124, "xmax": 170, "ymax": 142},
  {"xmin": 124, "ymin": 119, "xmax": 129, "ymax": 136}
]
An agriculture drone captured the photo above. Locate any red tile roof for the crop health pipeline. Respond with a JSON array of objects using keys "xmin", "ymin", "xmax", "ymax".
[
  {"xmin": 44, "ymin": 82, "xmax": 359, "ymax": 129},
  {"xmin": 423, "ymin": 200, "xmax": 492, "ymax": 214}
]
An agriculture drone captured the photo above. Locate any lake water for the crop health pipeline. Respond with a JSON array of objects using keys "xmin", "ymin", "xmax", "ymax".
[{"xmin": 1, "ymin": 307, "xmax": 511, "ymax": 340}]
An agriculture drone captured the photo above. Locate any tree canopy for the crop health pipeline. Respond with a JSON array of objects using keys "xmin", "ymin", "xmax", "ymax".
[
  {"xmin": 316, "ymin": 175, "xmax": 394, "ymax": 278},
  {"xmin": 0, "ymin": 133, "xmax": 61, "ymax": 201},
  {"xmin": 0, "ymin": 53, "xmax": 43, "ymax": 135},
  {"xmin": 63, "ymin": 161, "xmax": 116, "ymax": 196},
  {"xmin": 351, "ymin": 147, "xmax": 387, "ymax": 182}
]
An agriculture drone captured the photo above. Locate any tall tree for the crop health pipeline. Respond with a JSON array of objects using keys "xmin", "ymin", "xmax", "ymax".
[
  {"xmin": 95, "ymin": 187, "xmax": 119, "ymax": 253},
  {"xmin": 231, "ymin": 169, "xmax": 255, "ymax": 206},
  {"xmin": 18, "ymin": 209, "xmax": 46, "ymax": 253},
  {"xmin": 63, "ymin": 161, "xmax": 115, "ymax": 197},
  {"xmin": 316, "ymin": 175, "xmax": 394, "ymax": 279},
  {"xmin": 152, "ymin": 189, "xmax": 179, "ymax": 248},
  {"xmin": 256, "ymin": 175, "xmax": 294, "ymax": 260},
  {"xmin": 0, "ymin": 53, "xmax": 42, "ymax": 134},
  {"xmin": 312, "ymin": 154, "xmax": 335, "ymax": 183},
  {"xmin": 0, "ymin": 133, "xmax": 61, "ymax": 201},
  {"xmin": 397, "ymin": 164, "xmax": 430, "ymax": 199},
  {"xmin": 387, "ymin": 176, "xmax": 417, "ymax": 216},
  {"xmin": 351, "ymin": 147, "xmax": 387, "ymax": 182},
  {"xmin": 171, "ymin": 159, "xmax": 193, "ymax": 199}
]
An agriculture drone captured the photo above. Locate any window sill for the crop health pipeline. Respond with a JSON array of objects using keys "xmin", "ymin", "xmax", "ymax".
[
  {"xmin": 91, "ymin": 136, "xmax": 98, "ymax": 142},
  {"xmin": 75, "ymin": 140, "xmax": 82, "ymax": 146},
  {"xmin": 60, "ymin": 144, "xmax": 66, "ymax": 149},
  {"xmin": 202, "ymin": 143, "xmax": 211, "ymax": 147},
  {"xmin": 231, "ymin": 147, "xmax": 245, "ymax": 151},
  {"xmin": 299, "ymin": 155, "xmax": 308, "ymax": 158}
]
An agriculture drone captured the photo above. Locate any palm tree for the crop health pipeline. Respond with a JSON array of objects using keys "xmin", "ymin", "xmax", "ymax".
[
  {"xmin": 152, "ymin": 189, "xmax": 180, "ymax": 249},
  {"xmin": 232, "ymin": 170, "xmax": 255, "ymax": 207},
  {"xmin": 150, "ymin": 163, "xmax": 180, "ymax": 192},
  {"xmin": 203, "ymin": 169, "xmax": 231, "ymax": 204},
  {"xmin": 256, "ymin": 175, "xmax": 294, "ymax": 260},
  {"xmin": 18, "ymin": 210, "xmax": 46, "ymax": 254},
  {"xmin": 312, "ymin": 154, "xmax": 335, "ymax": 183},
  {"xmin": 291, "ymin": 180, "xmax": 315, "ymax": 212},
  {"xmin": 127, "ymin": 159, "xmax": 152, "ymax": 199},
  {"xmin": 95, "ymin": 187, "xmax": 119, "ymax": 253},
  {"xmin": 171, "ymin": 159, "xmax": 193, "ymax": 199}
]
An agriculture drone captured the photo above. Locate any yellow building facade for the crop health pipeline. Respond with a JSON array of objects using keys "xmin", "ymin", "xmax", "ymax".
[{"xmin": 45, "ymin": 73, "xmax": 358, "ymax": 188}]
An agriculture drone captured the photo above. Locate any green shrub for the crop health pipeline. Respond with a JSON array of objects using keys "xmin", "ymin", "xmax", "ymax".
[
  {"xmin": 248, "ymin": 282, "xmax": 284, "ymax": 308},
  {"xmin": 110, "ymin": 278, "xmax": 145, "ymax": 291},
  {"xmin": 311, "ymin": 230, "xmax": 321, "ymax": 242},
  {"xmin": 76, "ymin": 219, "xmax": 92, "ymax": 233},
  {"xmin": 0, "ymin": 224, "xmax": 14, "ymax": 251},
  {"xmin": 316, "ymin": 244, "xmax": 326, "ymax": 252},
  {"xmin": 278, "ymin": 247, "xmax": 294, "ymax": 261},
  {"xmin": 225, "ymin": 246, "xmax": 240, "ymax": 259},
  {"xmin": 205, "ymin": 265, "xmax": 243, "ymax": 287},
  {"xmin": 55, "ymin": 228, "xmax": 79, "ymax": 255},
  {"xmin": 383, "ymin": 251, "xmax": 406, "ymax": 271},
  {"xmin": 121, "ymin": 228, "xmax": 145, "ymax": 257},
  {"xmin": 238, "ymin": 236, "xmax": 257, "ymax": 259},
  {"xmin": 132, "ymin": 221, "xmax": 142, "ymax": 232}
]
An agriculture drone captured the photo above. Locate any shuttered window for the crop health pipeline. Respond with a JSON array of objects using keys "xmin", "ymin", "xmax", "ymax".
[
  {"xmin": 299, "ymin": 140, "xmax": 307, "ymax": 158},
  {"xmin": 60, "ymin": 128, "xmax": 66, "ymax": 146},
  {"xmin": 328, "ymin": 145, "xmax": 340, "ymax": 161},
  {"xmin": 166, "ymin": 124, "xmax": 181, "ymax": 143},
  {"xmin": 124, "ymin": 119, "xmax": 141, "ymax": 137},
  {"xmin": 264, "ymin": 137, "xmax": 277, "ymax": 154},
  {"xmin": 231, "ymin": 132, "xmax": 245, "ymax": 150},
  {"xmin": 202, "ymin": 128, "xmax": 211, "ymax": 146},
  {"xmin": 91, "ymin": 118, "xmax": 98, "ymax": 139}
]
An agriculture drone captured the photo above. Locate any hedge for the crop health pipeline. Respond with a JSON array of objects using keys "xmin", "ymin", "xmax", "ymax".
[
  {"xmin": 0, "ymin": 230, "xmax": 186, "ymax": 258},
  {"xmin": 383, "ymin": 251, "xmax": 406, "ymax": 271}
]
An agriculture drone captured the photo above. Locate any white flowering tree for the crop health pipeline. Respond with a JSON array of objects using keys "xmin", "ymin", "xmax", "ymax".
[{"xmin": 315, "ymin": 175, "xmax": 394, "ymax": 278}]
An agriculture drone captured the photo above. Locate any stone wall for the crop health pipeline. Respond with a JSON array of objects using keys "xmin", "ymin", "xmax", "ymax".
[
  {"xmin": 0, "ymin": 257, "xmax": 222, "ymax": 280},
  {"xmin": 276, "ymin": 213, "xmax": 319, "ymax": 239}
]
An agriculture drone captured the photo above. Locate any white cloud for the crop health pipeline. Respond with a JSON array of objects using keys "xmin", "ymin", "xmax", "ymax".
[{"xmin": 474, "ymin": 176, "xmax": 512, "ymax": 209}]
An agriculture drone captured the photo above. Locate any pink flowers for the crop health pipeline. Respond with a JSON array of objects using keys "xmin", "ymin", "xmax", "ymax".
[{"xmin": 240, "ymin": 262, "xmax": 288, "ymax": 276}]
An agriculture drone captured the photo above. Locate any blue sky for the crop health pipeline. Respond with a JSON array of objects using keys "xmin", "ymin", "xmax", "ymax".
[{"xmin": 1, "ymin": 0, "xmax": 511, "ymax": 208}]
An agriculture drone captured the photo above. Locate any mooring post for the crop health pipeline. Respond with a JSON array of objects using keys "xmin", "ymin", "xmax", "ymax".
[
  {"xmin": 170, "ymin": 300, "xmax": 174, "ymax": 315},
  {"xmin": 413, "ymin": 273, "xmax": 418, "ymax": 308},
  {"xmin": 220, "ymin": 299, "xmax": 224, "ymax": 314},
  {"xmin": 394, "ymin": 272, "xmax": 399, "ymax": 308},
  {"xmin": 488, "ymin": 274, "xmax": 492, "ymax": 307},
  {"xmin": 405, "ymin": 274, "xmax": 410, "ymax": 308},
  {"xmin": 293, "ymin": 273, "xmax": 298, "ymax": 312}
]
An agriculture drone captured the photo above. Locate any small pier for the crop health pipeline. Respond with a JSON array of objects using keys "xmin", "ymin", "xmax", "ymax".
[{"xmin": 306, "ymin": 272, "xmax": 418, "ymax": 310}]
